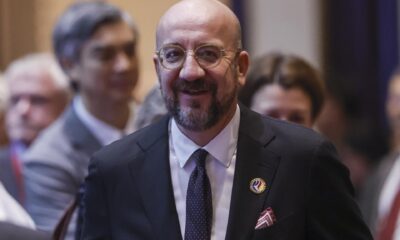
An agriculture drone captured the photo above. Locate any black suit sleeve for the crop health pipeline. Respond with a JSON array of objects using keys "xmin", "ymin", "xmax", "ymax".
[
  {"xmin": 81, "ymin": 156, "xmax": 111, "ymax": 240},
  {"xmin": 307, "ymin": 140, "xmax": 373, "ymax": 239}
]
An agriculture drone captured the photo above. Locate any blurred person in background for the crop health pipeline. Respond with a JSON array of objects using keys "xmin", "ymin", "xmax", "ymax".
[
  {"xmin": 386, "ymin": 69, "xmax": 400, "ymax": 153},
  {"xmin": 134, "ymin": 83, "xmax": 167, "ymax": 130},
  {"xmin": 23, "ymin": 2, "xmax": 140, "ymax": 239},
  {"xmin": 317, "ymin": 74, "xmax": 388, "ymax": 194},
  {"xmin": 0, "ymin": 74, "xmax": 9, "ymax": 146},
  {"xmin": 0, "ymin": 53, "xmax": 70, "ymax": 204},
  {"xmin": 359, "ymin": 68, "xmax": 400, "ymax": 239},
  {"xmin": 239, "ymin": 52, "xmax": 325, "ymax": 128},
  {"xmin": 239, "ymin": 53, "xmax": 380, "ymax": 194}
]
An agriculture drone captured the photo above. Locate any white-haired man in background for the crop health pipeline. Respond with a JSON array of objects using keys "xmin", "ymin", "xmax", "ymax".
[{"xmin": 0, "ymin": 53, "xmax": 70, "ymax": 204}]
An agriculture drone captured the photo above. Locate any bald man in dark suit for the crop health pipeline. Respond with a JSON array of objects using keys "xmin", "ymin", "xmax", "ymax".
[{"xmin": 81, "ymin": 0, "xmax": 372, "ymax": 239}]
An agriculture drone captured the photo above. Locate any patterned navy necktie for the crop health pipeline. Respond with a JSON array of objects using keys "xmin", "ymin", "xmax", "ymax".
[{"xmin": 185, "ymin": 149, "xmax": 212, "ymax": 240}]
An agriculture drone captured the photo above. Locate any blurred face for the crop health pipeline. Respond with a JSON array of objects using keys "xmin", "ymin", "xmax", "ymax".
[
  {"xmin": 70, "ymin": 21, "xmax": 138, "ymax": 107},
  {"xmin": 154, "ymin": 5, "xmax": 247, "ymax": 131},
  {"xmin": 251, "ymin": 84, "xmax": 313, "ymax": 127},
  {"xmin": 6, "ymin": 71, "xmax": 67, "ymax": 145},
  {"xmin": 386, "ymin": 76, "xmax": 400, "ymax": 132}
]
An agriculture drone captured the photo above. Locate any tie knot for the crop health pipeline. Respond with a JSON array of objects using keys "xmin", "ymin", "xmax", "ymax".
[{"xmin": 192, "ymin": 149, "xmax": 208, "ymax": 168}]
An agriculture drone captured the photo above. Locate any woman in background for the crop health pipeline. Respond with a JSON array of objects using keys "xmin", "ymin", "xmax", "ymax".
[{"xmin": 239, "ymin": 52, "xmax": 325, "ymax": 128}]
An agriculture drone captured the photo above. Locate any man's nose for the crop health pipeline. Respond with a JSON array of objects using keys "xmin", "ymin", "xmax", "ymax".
[
  {"xmin": 15, "ymin": 98, "xmax": 32, "ymax": 117},
  {"xmin": 114, "ymin": 52, "xmax": 132, "ymax": 72},
  {"xmin": 179, "ymin": 52, "xmax": 205, "ymax": 81}
]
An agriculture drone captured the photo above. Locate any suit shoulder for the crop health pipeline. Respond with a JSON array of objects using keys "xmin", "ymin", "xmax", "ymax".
[
  {"xmin": 242, "ymin": 108, "xmax": 326, "ymax": 149},
  {"xmin": 268, "ymin": 117, "xmax": 325, "ymax": 144},
  {"xmin": 24, "ymin": 117, "xmax": 70, "ymax": 163},
  {"xmin": 270, "ymin": 118, "xmax": 336, "ymax": 161},
  {"xmin": 92, "ymin": 117, "xmax": 169, "ymax": 168}
]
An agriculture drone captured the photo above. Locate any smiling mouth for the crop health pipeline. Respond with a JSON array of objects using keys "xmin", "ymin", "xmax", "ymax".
[
  {"xmin": 181, "ymin": 89, "xmax": 209, "ymax": 95},
  {"xmin": 112, "ymin": 79, "xmax": 134, "ymax": 88}
]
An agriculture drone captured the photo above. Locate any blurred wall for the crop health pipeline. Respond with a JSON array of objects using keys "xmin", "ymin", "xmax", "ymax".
[
  {"xmin": 244, "ymin": 0, "xmax": 322, "ymax": 69},
  {"xmin": 0, "ymin": 0, "xmax": 36, "ymax": 71}
]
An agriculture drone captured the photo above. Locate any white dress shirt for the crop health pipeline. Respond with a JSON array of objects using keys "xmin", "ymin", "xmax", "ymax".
[
  {"xmin": 0, "ymin": 181, "xmax": 35, "ymax": 229},
  {"xmin": 378, "ymin": 155, "xmax": 400, "ymax": 239},
  {"xmin": 169, "ymin": 105, "xmax": 240, "ymax": 240},
  {"xmin": 74, "ymin": 96, "xmax": 137, "ymax": 146}
]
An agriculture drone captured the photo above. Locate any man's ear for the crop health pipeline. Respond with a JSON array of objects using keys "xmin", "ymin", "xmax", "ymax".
[
  {"xmin": 60, "ymin": 57, "xmax": 80, "ymax": 87},
  {"xmin": 153, "ymin": 54, "xmax": 161, "ymax": 84},
  {"xmin": 236, "ymin": 51, "xmax": 250, "ymax": 87}
]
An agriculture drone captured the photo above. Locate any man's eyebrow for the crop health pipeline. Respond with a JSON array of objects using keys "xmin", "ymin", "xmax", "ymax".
[
  {"xmin": 90, "ymin": 45, "xmax": 112, "ymax": 54},
  {"xmin": 91, "ymin": 40, "xmax": 136, "ymax": 52},
  {"xmin": 160, "ymin": 42, "xmax": 182, "ymax": 47}
]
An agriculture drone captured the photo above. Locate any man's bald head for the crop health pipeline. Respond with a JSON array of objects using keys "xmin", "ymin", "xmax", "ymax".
[{"xmin": 156, "ymin": 0, "xmax": 242, "ymax": 50}]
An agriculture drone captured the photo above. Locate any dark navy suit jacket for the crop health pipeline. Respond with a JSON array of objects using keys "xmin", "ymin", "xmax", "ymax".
[{"xmin": 81, "ymin": 105, "xmax": 372, "ymax": 240}]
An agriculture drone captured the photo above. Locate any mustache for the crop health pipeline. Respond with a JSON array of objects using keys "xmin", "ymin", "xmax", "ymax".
[{"xmin": 174, "ymin": 79, "xmax": 216, "ymax": 93}]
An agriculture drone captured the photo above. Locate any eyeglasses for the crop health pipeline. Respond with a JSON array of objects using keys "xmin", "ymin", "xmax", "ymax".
[{"xmin": 156, "ymin": 44, "xmax": 240, "ymax": 70}]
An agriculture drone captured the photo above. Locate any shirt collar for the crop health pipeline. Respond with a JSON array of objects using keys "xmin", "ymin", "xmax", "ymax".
[
  {"xmin": 171, "ymin": 105, "xmax": 240, "ymax": 168},
  {"xmin": 73, "ymin": 96, "xmax": 136, "ymax": 146}
]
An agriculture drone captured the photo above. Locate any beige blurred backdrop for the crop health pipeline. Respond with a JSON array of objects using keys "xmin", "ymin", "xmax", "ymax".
[{"xmin": 0, "ymin": 0, "xmax": 231, "ymax": 100}]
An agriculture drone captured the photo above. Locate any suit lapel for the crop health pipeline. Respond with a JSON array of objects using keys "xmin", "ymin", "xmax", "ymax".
[
  {"xmin": 132, "ymin": 117, "xmax": 182, "ymax": 240},
  {"xmin": 128, "ymin": 107, "xmax": 281, "ymax": 240},
  {"xmin": 225, "ymin": 106, "xmax": 280, "ymax": 240},
  {"xmin": 63, "ymin": 106, "xmax": 102, "ymax": 155}
]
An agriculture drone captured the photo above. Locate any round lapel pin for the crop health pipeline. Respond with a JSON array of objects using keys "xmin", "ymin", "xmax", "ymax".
[{"xmin": 249, "ymin": 178, "xmax": 267, "ymax": 194}]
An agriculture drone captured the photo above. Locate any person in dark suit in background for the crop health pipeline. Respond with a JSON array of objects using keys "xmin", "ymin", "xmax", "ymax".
[
  {"xmin": 0, "ymin": 53, "xmax": 70, "ymax": 204},
  {"xmin": 82, "ymin": 0, "xmax": 372, "ymax": 239},
  {"xmin": 23, "ymin": 2, "xmax": 140, "ymax": 239},
  {"xmin": 359, "ymin": 69, "xmax": 400, "ymax": 240}
]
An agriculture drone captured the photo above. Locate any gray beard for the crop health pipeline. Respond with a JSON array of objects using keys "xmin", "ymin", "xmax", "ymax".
[
  {"xmin": 163, "ymin": 84, "xmax": 237, "ymax": 132},
  {"xmin": 172, "ymin": 98, "xmax": 218, "ymax": 131}
]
